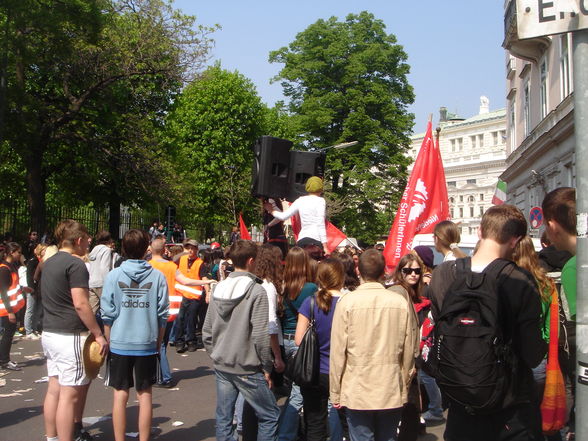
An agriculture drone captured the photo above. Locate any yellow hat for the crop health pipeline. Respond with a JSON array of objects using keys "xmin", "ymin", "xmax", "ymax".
[
  {"xmin": 83, "ymin": 334, "xmax": 105, "ymax": 379},
  {"xmin": 305, "ymin": 176, "xmax": 324, "ymax": 193}
]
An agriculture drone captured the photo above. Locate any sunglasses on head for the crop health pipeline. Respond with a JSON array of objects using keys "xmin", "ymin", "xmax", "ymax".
[{"xmin": 401, "ymin": 267, "xmax": 422, "ymax": 275}]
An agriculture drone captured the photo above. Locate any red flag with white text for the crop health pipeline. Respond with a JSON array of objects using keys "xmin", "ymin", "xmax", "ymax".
[
  {"xmin": 289, "ymin": 211, "xmax": 346, "ymax": 254},
  {"xmin": 239, "ymin": 213, "xmax": 251, "ymax": 240},
  {"xmin": 383, "ymin": 120, "xmax": 449, "ymax": 271}
]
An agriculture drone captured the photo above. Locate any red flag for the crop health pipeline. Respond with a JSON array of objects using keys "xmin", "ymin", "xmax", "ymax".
[
  {"xmin": 383, "ymin": 120, "xmax": 449, "ymax": 271},
  {"xmin": 239, "ymin": 213, "xmax": 251, "ymax": 240},
  {"xmin": 325, "ymin": 221, "xmax": 347, "ymax": 254}
]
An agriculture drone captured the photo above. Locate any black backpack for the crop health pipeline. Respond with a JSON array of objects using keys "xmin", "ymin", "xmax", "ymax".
[{"xmin": 425, "ymin": 257, "xmax": 517, "ymax": 415}]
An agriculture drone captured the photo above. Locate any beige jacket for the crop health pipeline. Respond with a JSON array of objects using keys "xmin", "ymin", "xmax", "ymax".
[{"xmin": 329, "ymin": 282, "xmax": 419, "ymax": 410}]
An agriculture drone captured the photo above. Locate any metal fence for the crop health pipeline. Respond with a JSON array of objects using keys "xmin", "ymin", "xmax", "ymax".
[{"xmin": 0, "ymin": 200, "xmax": 152, "ymax": 241}]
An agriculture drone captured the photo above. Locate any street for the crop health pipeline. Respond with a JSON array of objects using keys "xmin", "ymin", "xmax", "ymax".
[{"xmin": 0, "ymin": 337, "xmax": 444, "ymax": 441}]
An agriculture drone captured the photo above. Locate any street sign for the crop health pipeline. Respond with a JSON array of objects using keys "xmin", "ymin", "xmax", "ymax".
[
  {"xmin": 529, "ymin": 206, "xmax": 544, "ymax": 229},
  {"xmin": 516, "ymin": 0, "xmax": 588, "ymax": 39}
]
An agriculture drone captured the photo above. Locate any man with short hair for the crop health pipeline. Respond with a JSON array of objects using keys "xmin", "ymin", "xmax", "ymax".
[
  {"xmin": 101, "ymin": 229, "xmax": 169, "ymax": 441},
  {"xmin": 41, "ymin": 220, "xmax": 108, "ymax": 441},
  {"xmin": 330, "ymin": 249, "xmax": 419, "ymax": 441},
  {"xmin": 148, "ymin": 237, "xmax": 212, "ymax": 387},
  {"xmin": 174, "ymin": 239, "xmax": 204, "ymax": 353},
  {"xmin": 203, "ymin": 239, "xmax": 279, "ymax": 441},
  {"xmin": 427, "ymin": 205, "xmax": 547, "ymax": 441}
]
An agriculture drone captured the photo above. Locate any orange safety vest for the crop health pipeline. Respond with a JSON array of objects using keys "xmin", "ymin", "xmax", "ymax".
[
  {"xmin": 148, "ymin": 259, "xmax": 182, "ymax": 322},
  {"xmin": 176, "ymin": 255, "xmax": 203, "ymax": 300},
  {"xmin": 0, "ymin": 263, "xmax": 24, "ymax": 316}
]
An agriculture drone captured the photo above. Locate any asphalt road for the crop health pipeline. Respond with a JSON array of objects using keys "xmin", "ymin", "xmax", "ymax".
[{"xmin": 0, "ymin": 337, "xmax": 444, "ymax": 441}]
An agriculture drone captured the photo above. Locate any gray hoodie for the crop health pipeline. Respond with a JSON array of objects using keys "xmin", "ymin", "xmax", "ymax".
[
  {"xmin": 202, "ymin": 271, "xmax": 272, "ymax": 375},
  {"xmin": 88, "ymin": 244, "xmax": 114, "ymax": 288}
]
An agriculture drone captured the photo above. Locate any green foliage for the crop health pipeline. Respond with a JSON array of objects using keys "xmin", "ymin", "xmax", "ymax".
[
  {"xmin": 0, "ymin": 0, "xmax": 217, "ymax": 231},
  {"xmin": 164, "ymin": 64, "xmax": 268, "ymax": 237},
  {"xmin": 269, "ymin": 11, "xmax": 415, "ymax": 244}
]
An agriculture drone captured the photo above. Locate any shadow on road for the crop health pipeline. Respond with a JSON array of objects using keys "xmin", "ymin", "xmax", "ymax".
[
  {"xmin": 0, "ymin": 405, "xmax": 43, "ymax": 429},
  {"xmin": 155, "ymin": 418, "xmax": 216, "ymax": 441},
  {"xmin": 173, "ymin": 365, "xmax": 213, "ymax": 384}
]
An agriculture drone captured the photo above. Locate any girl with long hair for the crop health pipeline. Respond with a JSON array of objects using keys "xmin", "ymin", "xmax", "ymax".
[
  {"xmin": 279, "ymin": 246, "xmax": 317, "ymax": 441},
  {"xmin": 0, "ymin": 242, "xmax": 26, "ymax": 370},
  {"xmin": 434, "ymin": 220, "xmax": 467, "ymax": 261},
  {"xmin": 294, "ymin": 258, "xmax": 346, "ymax": 441},
  {"xmin": 336, "ymin": 253, "xmax": 360, "ymax": 292}
]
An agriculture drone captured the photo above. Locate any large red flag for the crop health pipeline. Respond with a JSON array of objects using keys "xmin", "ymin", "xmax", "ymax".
[
  {"xmin": 239, "ymin": 213, "xmax": 251, "ymax": 240},
  {"xmin": 383, "ymin": 120, "xmax": 449, "ymax": 271}
]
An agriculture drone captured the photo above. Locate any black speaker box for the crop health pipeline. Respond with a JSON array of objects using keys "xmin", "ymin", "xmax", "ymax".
[
  {"xmin": 251, "ymin": 136, "xmax": 292, "ymax": 199},
  {"xmin": 287, "ymin": 150, "xmax": 326, "ymax": 202}
]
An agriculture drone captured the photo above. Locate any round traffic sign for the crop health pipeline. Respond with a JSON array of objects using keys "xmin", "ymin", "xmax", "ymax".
[{"xmin": 529, "ymin": 206, "xmax": 543, "ymax": 229}]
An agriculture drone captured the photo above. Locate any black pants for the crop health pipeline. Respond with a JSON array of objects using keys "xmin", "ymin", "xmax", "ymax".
[
  {"xmin": 0, "ymin": 317, "xmax": 17, "ymax": 364},
  {"xmin": 175, "ymin": 297, "xmax": 199, "ymax": 345},
  {"xmin": 444, "ymin": 402, "xmax": 542, "ymax": 441}
]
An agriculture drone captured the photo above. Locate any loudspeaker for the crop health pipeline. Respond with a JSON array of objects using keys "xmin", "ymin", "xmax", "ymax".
[
  {"xmin": 251, "ymin": 136, "xmax": 292, "ymax": 199},
  {"xmin": 287, "ymin": 150, "xmax": 326, "ymax": 202}
]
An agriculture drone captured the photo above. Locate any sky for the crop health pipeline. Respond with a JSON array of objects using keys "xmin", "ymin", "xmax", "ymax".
[{"xmin": 173, "ymin": 0, "xmax": 506, "ymax": 134}]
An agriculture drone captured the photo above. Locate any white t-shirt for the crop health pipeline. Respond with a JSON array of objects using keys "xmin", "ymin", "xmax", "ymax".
[
  {"xmin": 262, "ymin": 280, "xmax": 283, "ymax": 345},
  {"xmin": 272, "ymin": 195, "xmax": 327, "ymax": 244}
]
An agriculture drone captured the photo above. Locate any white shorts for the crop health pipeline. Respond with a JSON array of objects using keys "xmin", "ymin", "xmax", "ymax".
[{"xmin": 42, "ymin": 331, "xmax": 91, "ymax": 386}]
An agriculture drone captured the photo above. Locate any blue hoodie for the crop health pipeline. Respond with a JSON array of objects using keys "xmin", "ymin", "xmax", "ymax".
[{"xmin": 101, "ymin": 260, "xmax": 169, "ymax": 355}]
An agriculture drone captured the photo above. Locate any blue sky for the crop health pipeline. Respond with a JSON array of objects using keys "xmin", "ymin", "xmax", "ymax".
[{"xmin": 174, "ymin": 1, "xmax": 506, "ymax": 133}]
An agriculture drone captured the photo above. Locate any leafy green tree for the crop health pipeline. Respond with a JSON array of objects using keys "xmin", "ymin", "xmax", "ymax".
[
  {"xmin": 269, "ymin": 11, "xmax": 414, "ymax": 243},
  {"xmin": 0, "ymin": 0, "xmax": 216, "ymax": 232},
  {"xmin": 164, "ymin": 64, "xmax": 267, "ymax": 239}
]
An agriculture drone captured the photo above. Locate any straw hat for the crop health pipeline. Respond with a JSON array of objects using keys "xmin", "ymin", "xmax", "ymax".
[{"xmin": 83, "ymin": 334, "xmax": 105, "ymax": 379}]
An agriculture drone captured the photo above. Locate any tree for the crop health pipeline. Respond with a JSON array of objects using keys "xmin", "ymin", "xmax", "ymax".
[
  {"xmin": 269, "ymin": 11, "xmax": 415, "ymax": 243},
  {"xmin": 0, "ymin": 0, "xmax": 216, "ymax": 232},
  {"xmin": 163, "ymin": 64, "xmax": 267, "ymax": 238}
]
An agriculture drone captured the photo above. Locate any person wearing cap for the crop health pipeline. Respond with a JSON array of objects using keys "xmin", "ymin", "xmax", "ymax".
[
  {"xmin": 174, "ymin": 239, "xmax": 204, "ymax": 353},
  {"xmin": 264, "ymin": 176, "xmax": 328, "ymax": 253},
  {"xmin": 412, "ymin": 245, "xmax": 434, "ymax": 285}
]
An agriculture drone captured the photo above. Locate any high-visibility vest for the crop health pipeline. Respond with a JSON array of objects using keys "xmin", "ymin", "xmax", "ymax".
[
  {"xmin": 176, "ymin": 255, "xmax": 203, "ymax": 300},
  {"xmin": 148, "ymin": 259, "xmax": 182, "ymax": 322},
  {"xmin": 0, "ymin": 263, "xmax": 24, "ymax": 316}
]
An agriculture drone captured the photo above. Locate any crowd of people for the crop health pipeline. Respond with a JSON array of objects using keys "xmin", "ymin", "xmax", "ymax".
[{"xmin": 0, "ymin": 180, "xmax": 579, "ymax": 441}]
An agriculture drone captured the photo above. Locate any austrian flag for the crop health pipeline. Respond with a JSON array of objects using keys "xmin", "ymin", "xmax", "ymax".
[{"xmin": 383, "ymin": 120, "xmax": 450, "ymax": 271}]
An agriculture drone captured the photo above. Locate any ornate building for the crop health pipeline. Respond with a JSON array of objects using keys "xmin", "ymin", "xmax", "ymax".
[
  {"xmin": 409, "ymin": 99, "xmax": 507, "ymax": 235},
  {"xmin": 501, "ymin": 0, "xmax": 576, "ymax": 234}
]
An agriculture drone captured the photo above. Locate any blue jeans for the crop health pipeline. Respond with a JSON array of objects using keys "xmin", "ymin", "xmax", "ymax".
[
  {"xmin": 346, "ymin": 408, "xmax": 402, "ymax": 441},
  {"xmin": 24, "ymin": 293, "xmax": 42, "ymax": 335},
  {"xmin": 215, "ymin": 370, "xmax": 279, "ymax": 441},
  {"xmin": 279, "ymin": 338, "xmax": 303, "ymax": 441},
  {"xmin": 159, "ymin": 321, "xmax": 174, "ymax": 383},
  {"xmin": 418, "ymin": 369, "xmax": 443, "ymax": 418}
]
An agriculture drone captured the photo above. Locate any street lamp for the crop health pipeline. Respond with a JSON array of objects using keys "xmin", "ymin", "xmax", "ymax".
[{"xmin": 316, "ymin": 141, "xmax": 359, "ymax": 153}]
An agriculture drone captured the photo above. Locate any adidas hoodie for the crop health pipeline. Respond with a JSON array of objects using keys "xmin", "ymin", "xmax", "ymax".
[
  {"xmin": 202, "ymin": 271, "xmax": 273, "ymax": 375},
  {"xmin": 101, "ymin": 259, "xmax": 169, "ymax": 354}
]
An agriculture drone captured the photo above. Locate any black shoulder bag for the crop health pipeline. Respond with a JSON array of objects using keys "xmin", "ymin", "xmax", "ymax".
[{"xmin": 285, "ymin": 296, "xmax": 320, "ymax": 387}]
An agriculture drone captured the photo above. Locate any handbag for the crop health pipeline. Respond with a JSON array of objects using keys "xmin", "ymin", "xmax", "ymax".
[
  {"xmin": 285, "ymin": 296, "xmax": 320, "ymax": 387},
  {"xmin": 541, "ymin": 282, "xmax": 567, "ymax": 434}
]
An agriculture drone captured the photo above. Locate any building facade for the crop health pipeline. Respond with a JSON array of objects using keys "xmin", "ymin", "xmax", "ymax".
[
  {"xmin": 409, "ymin": 100, "xmax": 507, "ymax": 236},
  {"xmin": 501, "ymin": 0, "xmax": 576, "ymax": 235}
]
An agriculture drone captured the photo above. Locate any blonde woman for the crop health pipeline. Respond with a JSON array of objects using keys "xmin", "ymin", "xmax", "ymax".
[{"xmin": 433, "ymin": 221, "xmax": 467, "ymax": 261}]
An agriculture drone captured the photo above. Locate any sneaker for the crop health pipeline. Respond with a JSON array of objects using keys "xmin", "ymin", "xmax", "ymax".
[
  {"xmin": 75, "ymin": 430, "xmax": 93, "ymax": 441},
  {"xmin": 26, "ymin": 333, "xmax": 41, "ymax": 340},
  {"xmin": 421, "ymin": 410, "xmax": 444, "ymax": 422},
  {"xmin": 187, "ymin": 343, "xmax": 197, "ymax": 352},
  {"xmin": 1, "ymin": 361, "xmax": 22, "ymax": 371},
  {"xmin": 176, "ymin": 343, "xmax": 187, "ymax": 354},
  {"xmin": 153, "ymin": 381, "xmax": 174, "ymax": 389}
]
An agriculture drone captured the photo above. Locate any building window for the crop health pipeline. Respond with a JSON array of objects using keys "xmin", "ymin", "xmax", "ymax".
[
  {"xmin": 459, "ymin": 195, "xmax": 464, "ymax": 202},
  {"xmin": 450, "ymin": 139, "xmax": 456, "ymax": 152},
  {"xmin": 450, "ymin": 208, "xmax": 454, "ymax": 218},
  {"xmin": 523, "ymin": 80, "xmax": 531, "ymax": 136},
  {"xmin": 479, "ymin": 193, "xmax": 484, "ymax": 201},
  {"xmin": 492, "ymin": 131, "xmax": 498, "ymax": 146},
  {"xmin": 500, "ymin": 130, "xmax": 506, "ymax": 144},
  {"xmin": 561, "ymin": 34, "xmax": 571, "ymax": 99},
  {"xmin": 540, "ymin": 58, "xmax": 548, "ymax": 119},
  {"xmin": 478, "ymin": 134, "xmax": 484, "ymax": 148},
  {"xmin": 470, "ymin": 135, "xmax": 476, "ymax": 149},
  {"xmin": 449, "ymin": 197, "xmax": 455, "ymax": 204},
  {"xmin": 509, "ymin": 98, "xmax": 516, "ymax": 149},
  {"xmin": 459, "ymin": 207, "xmax": 464, "ymax": 218},
  {"xmin": 448, "ymin": 181, "xmax": 456, "ymax": 188},
  {"xmin": 467, "ymin": 179, "xmax": 476, "ymax": 185},
  {"xmin": 479, "ymin": 206, "xmax": 484, "ymax": 216},
  {"xmin": 455, "ymin": 138, "xmax": 463, "ymax": 151},
  {"xmin": 470, "ymin": 207, "xmax": 474, "ymax": 218}
]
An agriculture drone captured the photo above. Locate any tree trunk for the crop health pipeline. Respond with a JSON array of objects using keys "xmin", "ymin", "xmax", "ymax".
[
  {"xmin": 24, "ymin": 149, "xmax": 46, "ymax": 235},
  {"xmin": 109, "ymin": 194, "xmax": 121, "ymax": 240}
]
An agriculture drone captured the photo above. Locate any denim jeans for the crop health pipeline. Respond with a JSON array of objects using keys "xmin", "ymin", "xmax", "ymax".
[
  {"xmin": 346, "ymin": 408, "xmax": 402, "ymax": 441},
  {"xmin": 279, "ymin": 338, "xmax": 303, "ymax": 441},
  {"xmin": 24, "ymin": 292, "xmax": 42, "ymax": 335},
  {"xmin": 418, "ymin": 369, "xmax": 443, "ymax": 418},
  {"xmin": 215, "ymin": 370, "xmax": 279, "ymax": 441},
  {"xmin": 159, "ymin": 321, "xmax": 174, "ymax": 383}
]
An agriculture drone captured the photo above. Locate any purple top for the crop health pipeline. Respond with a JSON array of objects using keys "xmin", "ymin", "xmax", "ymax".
[{"xmin": 299, "ymin": 295, "xmax": 339, "ymax": 375}]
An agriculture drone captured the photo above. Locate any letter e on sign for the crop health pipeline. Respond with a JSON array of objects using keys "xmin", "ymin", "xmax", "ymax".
[{"xmin": 517, "ymin": 0, "xmax": 588, "ymax": 39}]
